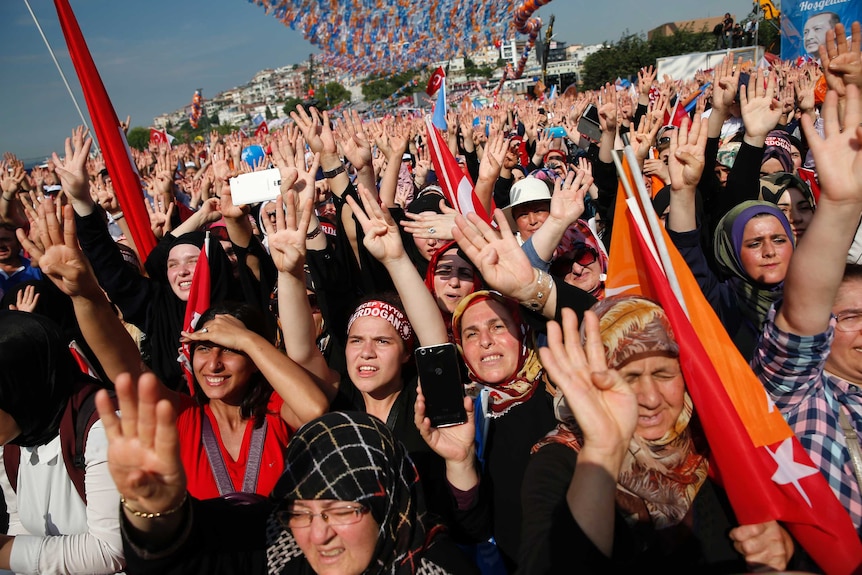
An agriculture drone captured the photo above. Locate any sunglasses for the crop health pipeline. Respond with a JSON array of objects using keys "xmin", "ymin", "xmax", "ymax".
[{"xmin": 551, "ymin": 245, "xmax": 599, "ymax": 274}]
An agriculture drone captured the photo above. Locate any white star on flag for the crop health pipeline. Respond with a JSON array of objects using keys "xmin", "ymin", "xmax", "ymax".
[{"xmin": 765, "ymin": 437, "xmax": 819, "ymax": 506}]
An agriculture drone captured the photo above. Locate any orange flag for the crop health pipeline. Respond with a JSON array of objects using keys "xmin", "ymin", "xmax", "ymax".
[{"xmin": 605, "ymin": 158, "xmax": 862, "ymax": 574}]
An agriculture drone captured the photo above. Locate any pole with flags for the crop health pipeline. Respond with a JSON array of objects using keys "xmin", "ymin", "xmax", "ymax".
[{"xmin": 53, "ymin": 0, "xmax": 156, "ymax": 259}]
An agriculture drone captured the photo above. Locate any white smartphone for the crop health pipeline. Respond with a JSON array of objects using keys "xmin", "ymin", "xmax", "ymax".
[{"xmin": 228, "ymin": 168, "xmax": 281, "ymax": 206}]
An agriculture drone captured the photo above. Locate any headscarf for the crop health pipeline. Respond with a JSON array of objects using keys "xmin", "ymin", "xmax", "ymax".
[
  {"xmin": 265, "ymin": 412, "xmax": 449, "ymax": 575},
  {"xmin": 716, "ymin": 141, "xmax": 741, "ymax": 169},
  {"xmin": 142, "ymin": 231, "xmax": 236, "ymax": 391},
  {"xmin": 549, "ymin": 220, "xmax": 608, "ymax": 299},
  {"xmin": 758, "ymin": 172, "xmax": 816, "ymax": 209},
  {"xmin": 714, "ymin": 201, "xmax": 795, "ymax": 329},
  {"xmin": 452, "ymin": 290, "xmax": 548, "ymax": 416},
  {"xmin": 762, "ymin": 130, "xmax": 794, "ymax": 173},
  {"xmin": 257, "ymin": 199, "xmax": 278, "ymax": 253},
  {"xmin": 535, "ymin": 296, "xmax": 709, "ymax": 530},
  {"xmin": 0, "ymin": 311, "xmax": 80, "ymax": 447},
  {"xmin": 424, "ymin": 241, "xmax": 482, "ymax": 338}
]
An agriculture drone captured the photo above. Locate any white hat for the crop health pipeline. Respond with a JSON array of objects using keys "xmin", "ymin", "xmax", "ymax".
[{"xmin": 502, "ymin": 177, "xmax": 552, "ymax": 232}]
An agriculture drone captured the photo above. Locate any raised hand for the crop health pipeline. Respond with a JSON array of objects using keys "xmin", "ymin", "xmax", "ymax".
[
  {"xmin": 739, "ymin": 68, "xmax": 782, "ymax": 143},
  {"xmin": 9, "ymin": 284, "xmax": 40, "ymax": 313},
  {"xmin": 549, "ymin": 167, "xmax": 592, "ymax": 226},
  {"xmin": 290, "ymin": 106, "xmax": 338, "ymax": 156},
  {"xmin": 453, "ymin": 209, "xmax": 536, "ymax": 302},
  {"xmin": 668, "ymin": 116, "xmax": 708, "ymax": 192},
  {"xmin": 414, "ymin": 384, "xmax": 475, "ymax": 465},
  {"xmin": 801, "ymin": 84, "xmax": 862, "ymax": 206},
  {"xmin": 400, "ymin": 199, "xmax": 458, "ymax": 241},
  {"xmin": 52, "ymin": 125, "xmax": 93, "ymax": 208},
  {"xmin": 17, "ymin": 197, "xmax": 102, "ymax": 299},
  {"xmin": 820, "ymin": 22, "xmax": 862, "ymax": 98},
  {"xmin": 145, "ymin": 196, "xmax": 174, "ymax": 239},
  {"xmin": 97, "ymin": 373, "xmax": 186, "ymax": 516},
  {"xmin": 538, "ymin": 309, "xmax": 637, "ymax": 463},
  {"xmin": 263, "ymin": 192, "xmax": 314, "ymax": 276},
  {"xmin": 345, "ymin": 183, "xmax": 405, "ymax": 265}
]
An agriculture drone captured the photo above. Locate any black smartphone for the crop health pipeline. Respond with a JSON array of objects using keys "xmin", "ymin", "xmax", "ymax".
[
  {"xmin": 414, "ymin": 343, "xmax": 467, "ymax": 428},
  {"xmin": 577, "ymin": 103, "xmax": 602, "ymax": 143}
]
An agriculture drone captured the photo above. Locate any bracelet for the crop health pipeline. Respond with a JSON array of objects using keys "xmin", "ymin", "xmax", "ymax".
[
  {"xmin": 121, "ymin": 492, "xmax": 188, "ymax": 519},
  {"xmin": 110, "ymin": 211, "xmax": 124, "ymax": 221},
  {"xmin": 321, "ymin": 164, "xmax": 346, "ymax": 179},
  {"xmin": 306, "ymin": 226, "xmax": 322, "ymax": 240},
  {"xmin": 520, "ymin": 269, "xmax": 554, "ymax": 312}
]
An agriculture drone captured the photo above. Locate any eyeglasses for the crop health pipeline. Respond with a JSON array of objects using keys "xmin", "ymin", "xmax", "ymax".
[
  {"xmin": 835, "ymin": 312, "xmax": 862, "ymax": 332},
  {"xmin": 279, "ymin": 504, "xmax": 368, "ymax": 529},
  {"xmin": 571, "ymin": 246, "xmax": 599, "ymax": 267}
]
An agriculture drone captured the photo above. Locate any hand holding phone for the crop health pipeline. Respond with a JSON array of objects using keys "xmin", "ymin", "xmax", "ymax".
[{"xmin": 415, "ymin": 343, "xmax": 467, "ymax": 428}]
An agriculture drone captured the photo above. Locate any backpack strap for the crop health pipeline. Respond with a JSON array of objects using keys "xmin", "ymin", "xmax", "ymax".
[{"xmin": 59, "ymin": 383, "xmax": 117, "ymax": 505}]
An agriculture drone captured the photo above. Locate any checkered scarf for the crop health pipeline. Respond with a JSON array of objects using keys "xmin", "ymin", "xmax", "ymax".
[{"xmin": 265, "ymin": 412, "xmax": 450, "ymax": 574}]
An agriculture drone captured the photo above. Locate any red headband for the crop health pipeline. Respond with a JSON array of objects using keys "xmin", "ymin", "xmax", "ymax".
[{"xmin": 347, "ymin": 301, "xmax": 413, "ymax": 342}]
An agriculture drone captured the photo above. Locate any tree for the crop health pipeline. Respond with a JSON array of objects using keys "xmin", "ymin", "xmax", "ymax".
[
  {"xmin": 265, "ymin": 105, "xmax": 275, "ymax": 120},
  {"xmin": 126, "ymin": 126, "xmax": 150, "ymax": 151},
  {"xmin": 581, "ymin": 28, "xmax": 716, "ymax": 89},
  {"xmin": 361, "ymin": 69, "xmax": 421, "ymax": 102},
  {"xmin": 283, "ymin": 97, "xmax": 303, "ymax": 115},
  {"xmin": 323, "ymin": 81, "xmax": 351, "ymax": 108}
]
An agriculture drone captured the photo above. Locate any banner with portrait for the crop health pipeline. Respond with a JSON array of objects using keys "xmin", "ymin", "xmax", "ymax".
[{"xmin": 781, "ymin": 0, "xmax": 861, "ymax": 60}]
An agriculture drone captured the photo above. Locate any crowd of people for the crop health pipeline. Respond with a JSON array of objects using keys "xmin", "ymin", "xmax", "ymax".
[{"xmin": 1, "ymin": 19, "xmax": 862, "ymax": 575}]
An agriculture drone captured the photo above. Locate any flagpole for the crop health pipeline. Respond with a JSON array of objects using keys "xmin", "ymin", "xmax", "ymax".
[
  {"xmin": 23, "ymin": 0, "xmax": 95, "ymax": 149},
  {"xmin": 616, "ymin": 136, "xmax": 689, "ymax": 316}
]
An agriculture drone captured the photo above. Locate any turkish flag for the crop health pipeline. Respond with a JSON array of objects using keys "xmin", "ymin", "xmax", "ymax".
[
  {"xmin": 149, "ymin": 128, "xmax": 168, "ymax": 146},
  {"xmin": 254, "ymin": 121, "xmax": 269, "ymax": 137},
  {"xmin": 178, "ymin": 232, "xmax": 211, "ymax": 395},
  {"xmin": 426, "ymin": 67, "xmax": 445, "ymax": 96}
]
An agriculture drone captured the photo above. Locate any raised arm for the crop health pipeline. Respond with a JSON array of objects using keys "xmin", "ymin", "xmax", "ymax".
[
  {"xmin": 666, "ymin": 116, "xmax": 709, "ymax": 234},
  {"xmin": 18, "ymin": 198, "xmax": 148, "ymax": 386},
  {"xmin": 529, "ymin": 168, "xmax": 593, "ymax": 262},
  {"xmin": 538, "ymin": 308, "xmax": 637, "ymax": 557},
  {"xmin": 346, "ymin": 185, "xmax": 448, "ymax": 346},
  {"xmin": 264, "ymin": 191, "xmax": 340, "ymax": 403},
  {"xmin": 776, "ymin": 85, "xmax": 862, "ymax": 335},
  {"xmin": 180, "ymin": 313, "xmax": 327, "ymax": 429}
]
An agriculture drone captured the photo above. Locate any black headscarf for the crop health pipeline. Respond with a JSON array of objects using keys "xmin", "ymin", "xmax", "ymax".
[
  {"xmin": 142, "ymin": 231, "xmax": 236, "ymax": 391},
  {"xmin": 0, "ymin": 311, "xmax": 79, "ymax": 447},
  {"xmin": 265, "ymin": 412, "xmax": 449, "ymax": 575}
]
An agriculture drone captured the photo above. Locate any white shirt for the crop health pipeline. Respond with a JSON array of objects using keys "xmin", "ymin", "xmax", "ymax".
[{"xmin": 0, "ymin": 420, "xmax": 124, "ymax": 574}]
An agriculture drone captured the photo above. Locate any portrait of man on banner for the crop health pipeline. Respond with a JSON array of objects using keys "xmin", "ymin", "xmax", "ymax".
[{"xmin": 781, "ymin": 0, "xmax": 859, "ymax": 60}]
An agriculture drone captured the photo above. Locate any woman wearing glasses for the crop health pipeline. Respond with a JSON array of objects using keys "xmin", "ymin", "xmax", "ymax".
[{"xmin": 99, "ymin": 380, "xmax": 478, "ymax": 574}]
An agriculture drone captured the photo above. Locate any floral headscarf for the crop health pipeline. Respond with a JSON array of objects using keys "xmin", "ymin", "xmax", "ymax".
[
  {"xmin": 452, "ymin": 290, "xmax": 549, "ymax": 416},
  {"xmin": 535, "ymin": 296, "xmax": 709, "ymax": 530},
  {"xmin": 424, "ymin": 241, "xmax": 482, "ymax": 339}
]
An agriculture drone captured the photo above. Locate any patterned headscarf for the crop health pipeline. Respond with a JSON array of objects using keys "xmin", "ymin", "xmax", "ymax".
[
  {"xmin": 535, "ymin": 296, "xmax": 709, "ymax": 530},
  {"xmin": 266, "ymin": 412, "xmax": 449, "ymax": 575},
  {"xmin": 549, "ymin": 220, "xmax": 609, "ymax": 299},
  {"xmin": 758, "ymin": 172, "xmax": 815, "ymax": 209},
  {"xmin": 714, "ymin": 201, "xmax": 795, "ymax": 329},
  {"xmin": 424, "ymin": 241, "xmax": 482, "ymax": 339},
  {"xmin": 452, "ymin": 290, "xmax": 548, "ymax": 416}
]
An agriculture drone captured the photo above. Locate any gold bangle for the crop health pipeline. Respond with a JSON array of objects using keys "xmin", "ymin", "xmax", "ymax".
[{"xmin": 121, "ymin": 492, "xmax": 188, "ymax": 519}]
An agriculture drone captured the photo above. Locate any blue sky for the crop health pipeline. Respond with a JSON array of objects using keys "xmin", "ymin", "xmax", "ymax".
[{"xmin": 0, "ymin": 0, "xmax": 751, "ymax": 162}]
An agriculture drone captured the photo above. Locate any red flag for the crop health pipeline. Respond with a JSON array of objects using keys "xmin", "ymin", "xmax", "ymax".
[
  {"xmin": 149, "ymin": 128, "xmax": 169, "ymax": 146},
  {"xmin": 423, "ymin": 116, "xmax": 493, "ymax": 223},
  {"xmin": 54, "ymin": 0, "xmax": 156, "ymax": 260},
  {"xmin": 254, "ymin": 121, "xmax": 269, "ymax": 137},
  {"xmin": 797, "ymin": 167, "xmax": 821, "ymax": 204},
  {"xmin": 426, "ymin": 67, "xmax": 445, "ymax": 96},
  {"xmin": 179, "ymin": 233, "xmax": 211, "ymax": 395},
  {"xmin": 606, "ymin": 161, "xmax": 862, "ymax": 574}
]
